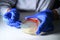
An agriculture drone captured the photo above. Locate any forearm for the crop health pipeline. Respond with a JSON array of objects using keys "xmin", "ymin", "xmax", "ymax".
[
  {"xmin": 55, "ymin": 7, "xmax": 60, "ymax": 15},
  {"xmin": 52, "ymin": 7, "xmax": 60, "ymax": 20}
]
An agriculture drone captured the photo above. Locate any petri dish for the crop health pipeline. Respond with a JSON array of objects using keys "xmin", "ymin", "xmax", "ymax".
[{"xmin": 20, "ymin": 18, "xmax": 40, "ymax": 35}]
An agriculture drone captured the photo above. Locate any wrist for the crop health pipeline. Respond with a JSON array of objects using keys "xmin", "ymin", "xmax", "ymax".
[
  {"xmin": 52, "ymin": 9, "xmax": 59, "ymax": 20},
  {"xmin": 0, "ymin": 6, "xmax": 11, "ymax": 15},
  {"xmin": 6, "ymin": 8, "xmax": 11, "ymax": 12}
]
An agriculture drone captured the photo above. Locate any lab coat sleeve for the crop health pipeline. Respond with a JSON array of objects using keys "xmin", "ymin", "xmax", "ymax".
[
  {"xmin": 0, "ymin": 0, "xmax": 17, "ymax": 15},
  {"xmin": 36, "ymin": 0, "xmax": 55, "ymax": 12}
]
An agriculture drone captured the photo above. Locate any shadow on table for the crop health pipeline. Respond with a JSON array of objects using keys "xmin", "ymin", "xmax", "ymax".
[
  {"xmin": 53, "ymin": 20, "xmax": 60, "ymax": 34},
  {"xmin": 42, "ymin": 20, "xmax": 60, "ymax": 36}
]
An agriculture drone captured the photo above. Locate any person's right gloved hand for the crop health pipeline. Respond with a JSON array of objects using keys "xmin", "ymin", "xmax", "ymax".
[
  {"xmin": 3, "ymin": 8, "xmax": 21, "ymax": 28},
  {"xmin": 25, "ymin": 9, "xmax": 54, "ymax": 35}
]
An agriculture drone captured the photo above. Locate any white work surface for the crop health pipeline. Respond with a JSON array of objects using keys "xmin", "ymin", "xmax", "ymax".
[{"xmin": 0, "ymin": 12, "xmax": 60, "ymax": 40}]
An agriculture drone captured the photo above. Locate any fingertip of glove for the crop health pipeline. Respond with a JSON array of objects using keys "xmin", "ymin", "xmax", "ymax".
[
  {"xmin": 25, "ymin": 16, "xmax": 30, "ymax": 20},
  {"xmin": 7, "ymin": 20, "xmax": 21, "ymax": 29},
  {"xmin": 36, "ymin": 31, "xmax": 41, "ymax": 35},
  {"xmin": 14, "ymin": 23, "xmax": 21, "ymax": 29}
]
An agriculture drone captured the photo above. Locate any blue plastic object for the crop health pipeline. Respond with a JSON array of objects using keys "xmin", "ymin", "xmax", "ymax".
[
  {"xmin": 3, "ymin": 8, "xmax": 21, "ymax": 28},
  {"xmin": 25, "ymin": 9, "xmax": 54, "ymax": 35}
]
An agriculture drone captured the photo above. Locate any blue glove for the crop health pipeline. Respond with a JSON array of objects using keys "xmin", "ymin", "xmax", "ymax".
[
  {"xmin": 25, "ymin": 9, "xmax": 54, "ymax": 35},
  {"xmin": 3, "ymin": 8, "xmax": 21, "ymax": 28}
]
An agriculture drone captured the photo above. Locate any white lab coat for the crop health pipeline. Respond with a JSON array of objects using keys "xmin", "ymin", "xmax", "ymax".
[{"xmin": 0, "ymin": 0, "xmax": 60, "ymax": 15}]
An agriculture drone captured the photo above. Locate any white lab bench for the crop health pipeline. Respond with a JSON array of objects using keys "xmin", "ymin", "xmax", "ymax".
[{"xmin": 0, "ymin": 11, "xmax": 60, "ymax": 40}]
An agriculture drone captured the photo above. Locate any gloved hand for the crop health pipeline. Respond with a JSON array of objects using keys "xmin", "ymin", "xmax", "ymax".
[
  {"xmin": 25, "ymin": 9, "xmax": 54, "ymax": 35},
  {"xmin": 3, "ymin": 8, "xmax": 21, "ymax": 28}
]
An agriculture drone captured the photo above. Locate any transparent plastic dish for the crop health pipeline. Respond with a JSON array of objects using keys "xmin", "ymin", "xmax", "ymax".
[{"xmin": 20, "ymin": 18, "xmax": 40, "ymax": 35}]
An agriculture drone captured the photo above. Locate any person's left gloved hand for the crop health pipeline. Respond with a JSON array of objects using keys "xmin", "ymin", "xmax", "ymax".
[
  {"xmin": 25, "ymin": 9, "xmax": 54, "ymax": 35},
  {"xmin": 3, "ymin": 8, "xmax": 21, "ymax": 28}
]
